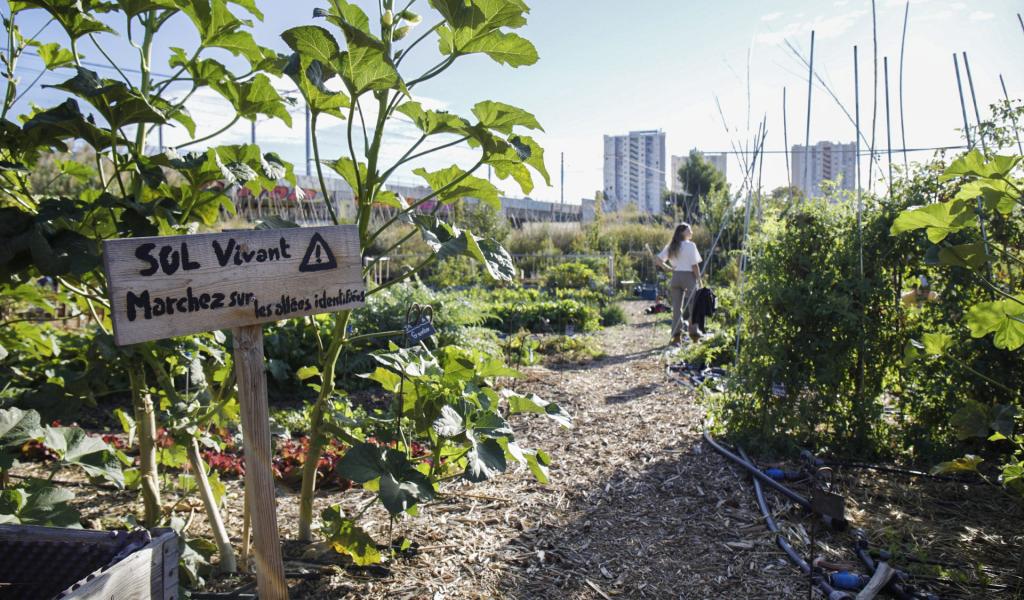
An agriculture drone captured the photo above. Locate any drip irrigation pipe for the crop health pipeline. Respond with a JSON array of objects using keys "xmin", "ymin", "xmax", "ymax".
[
  {"xmin": 799, "ymin": 453, "xmax": 980, "ymax": 484},
  {"xmin": 702, "ymin": 432, "xmax": 847, "ymax": 530},
  {"xmin": 737, "ymin": 447, "xmax": 852, "ymax": 600},
  {"xmin": 854, "ymin": 530, "xmax": 937, "ymax": 600}
]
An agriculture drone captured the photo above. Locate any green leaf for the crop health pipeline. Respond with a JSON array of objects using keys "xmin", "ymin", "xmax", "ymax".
[
  {"xmin": 297, "ymin": 366, "xmax": 320, "ymax": 380},
  {"xmin": 328, "ymin": 157, "xmax": 367, "ymax": 192},
  {"xmin": 0, "ymin": 407, "xmax": 43, "ymax": 447},
  {"xmin": 506, "ymin": 392, "xmax": 572, "ymax": 428},
  {"xmin": 116, "ymin": 0, "xmax": 178, "ymax": 16},
  {"xmin": 941, "ymin": 149, "xmax": 1021, "ymax": 181},
  {"xmin": 413, "ymin": 165, "xmax": 501, "ymax": 209},
  {"xmin": 463, "ymin": 437, "xmax": 507, "ymax": 482},
  {"xmin": 114, "ymin": 407, "xmax": 136, "ymax": 446},
  {"xmin": 12, "ymin": 0, "xmax": 114, "ymax": 39},
  {"xmin": 965, "ymin": 295, "xmax": 1024, "ymax": 350},
  {"xmin": 951, "ymin": 401, "xmax": 992, "ymax": 440},
  {"xmin": 526, "ymin": 449, "xmax": 550, "ymax": 484},
  {"xmin": 397, "ymin": 102, "xmax": 471, "ymax": 136},
  {"xmin": 44, "ymin": 427, "xmax": 126, "ymax": 487},
  {"xmin": 235, "ymin": 74, "xmax": 293, "ymax": 126},
  {"xmin": 921, "ymin": 332, "xmax": 953, "ymax": 356},
  {"xmin": 46, "ymin": 67, "xmax": 168, "ymax": 128},
  {"xmin": 320, "ymin": 505, "xmax": 381, "ymax": 565},
  {"xmin": 432, "ymin": 405, "xmax": 464, "ymax": 437},
  {"xmin": 509, "ymin": 134, "xmax": 550, "ymax": 186},
  {"xmin": 336, "ymin": 443, "xmax": 385, "ymax": 483},
  {"xmin": 931, "ymin": 454, "xmax": 983, "ymax": 475},
  {"xmin": 933, "ymin": 242, "xmax": 989, "ymax": 269},
  {"xmin": 337, "ymin": 444, "xmax": 435, "ymax": 514},
  {"xmin": 0, "ymin": 479, "xmax": 80, "ymax": 527},
  {"xmin": 281, "ymin": 25, "xmax": 342, "ymax": 68},
  {"xmin": 953, "ymin": 178, "xmax": 1020, "ymax": 215},
  {"xmin": 472, "ymin": 100, "xmax": 543, "ymax": 134},
  {"xmin": 990, "ymin": 404, "xmax": 1017, "ymax": 437},
  {"xmin": 337, "ymin": 26, "xmax": 401, "ymax": 94},
  {"xmin": 313, "ymin": 1, "xmax": 370, "ymax": 34},
  {"xmin": 890, "ymin": 200, "xmax": 975, "ymax": 243},
  {"xmin": 33, "ymin": 42, "xmax": 75, "ymax": 69},
  {"xmin": 440, "ymin": 29, "xmax": 538, "ymax": 67}
]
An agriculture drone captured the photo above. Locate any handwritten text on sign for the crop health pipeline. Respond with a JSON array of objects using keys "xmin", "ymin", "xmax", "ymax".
[{"xmin": 104, "ymin": 226, "xmax": 365, "ymax": 345}]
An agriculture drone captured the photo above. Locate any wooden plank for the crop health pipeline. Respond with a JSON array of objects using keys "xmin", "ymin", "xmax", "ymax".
[
  {"xmin": 103, "ymin": 225, "xmax": 365, "ymax": 346},
  {"xmin": 0, "ymin": 523, "xmax": 123, "ymax": 548},
  {"xmin": 233, "ymin": 325, "xmax": 288, "ymax": 600},
  {"xmin": 58, "ymin": 530, "xmax": 178, "ymax": 600}
]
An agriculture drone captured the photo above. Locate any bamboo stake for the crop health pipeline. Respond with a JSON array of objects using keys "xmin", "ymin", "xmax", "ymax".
[
  {"xmin": 783, "ymin": 87, "xmax": 791, "ymax": 191},
  {"xmin": 999, "ymin": 74, "xmax": 1023, "ymax": 155},
  {"xmin": 868, "ymin": 0, "xmax": 879, "ymax": 192},
  {"xmin": 962, "ymin": 51, "xmax": 996, "ymax": 282},
  {"xmin": 953, "ymin": 54, "xmax": 974, "ymax": 147},
  {"xmin": 802, "ymin": 30, "xmax": 815, "ymax": 201},
  {"xmin": 884, "ymin": 56, "xmax": 894, "ymax": 195},
  {"xmin": 898, "ymin": 1, "xmax": 910, "ymax": 170},
  {"xmin": 855, "ymin": 45, "xmax": 863, "ymax": 278}
]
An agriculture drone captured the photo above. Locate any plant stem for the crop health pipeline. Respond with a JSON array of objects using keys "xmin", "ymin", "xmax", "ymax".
[
  {"xmin": 175, "ymin": 116, "xmax": 241, "ymax": 149},
  {"xmin": 297, "ymin": 310, "xmax": 352, "ymax": 541},
  {"xmin": 187, "ymin": 437, "xmax": 237, "ymax": 573},
  {"xmin": 310, "ymin": 111, "xmax": 340, "ymax": 225},
  {"xmin": 128, "ymin": 362, "xmax": 161, "ymax": 527}
]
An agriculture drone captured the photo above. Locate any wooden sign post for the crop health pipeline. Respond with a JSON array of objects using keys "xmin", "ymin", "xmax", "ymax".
[{"xmin": 103, "ymin": 225, "xmax": 366, "ymax": 600}]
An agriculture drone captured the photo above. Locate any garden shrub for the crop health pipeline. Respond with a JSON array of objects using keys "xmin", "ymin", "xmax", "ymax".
[
  {"xmin": 600, "ymin": 303, "xmax": 627, "ymax": 327},
  {"xmin": 542, "ymin": 262, "xmax": 607, "ymax": 290},
  {"xmin": 714, "ymin": 194, "xmax": 914, "ymax": 456},
  {"xmin": 485, "ymin": 298, "xmax": 601, "ymax": 334}
]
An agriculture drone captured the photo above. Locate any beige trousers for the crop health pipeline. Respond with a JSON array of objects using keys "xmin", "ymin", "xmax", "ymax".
[{"xmin": 669, "ymin": 271, "xmax": 698, "ymax": 338}]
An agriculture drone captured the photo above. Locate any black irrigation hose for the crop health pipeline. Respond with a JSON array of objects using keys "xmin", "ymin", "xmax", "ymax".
[
  {"xmin": 854, "ymin": 530, "xmax": 937, "ymax": 600},
  {"xmin": 703, "ymin": 432, "xmax": 847, "ymax": 530},
  {"xmin": 738, "ymin": 447, "xmax": 852, "ymax": 600},
  {"xmin": 802, "ymin": 453, "xmax": 980, "ymax": 484}
]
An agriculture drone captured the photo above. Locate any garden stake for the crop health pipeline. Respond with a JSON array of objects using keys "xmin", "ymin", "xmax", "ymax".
[{"xmin": 999, "ymin": 74, "xmax": 1023, "ymax": 155}]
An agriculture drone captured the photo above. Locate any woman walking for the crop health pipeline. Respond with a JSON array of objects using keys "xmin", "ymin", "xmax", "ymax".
[{"xmin": 656, "ymin": 223, "xmax": 702, "ymax": 345}]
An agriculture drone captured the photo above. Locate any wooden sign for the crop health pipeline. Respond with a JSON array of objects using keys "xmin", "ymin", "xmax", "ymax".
[
  {"xmin": 103, "ymin": 226, "xmax": 366, "ymax": 346},
  {"xmin": 102, "ymin": 225, "xmax": 367, "ymax": 600}
]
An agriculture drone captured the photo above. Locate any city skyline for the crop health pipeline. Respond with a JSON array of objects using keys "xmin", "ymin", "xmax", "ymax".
[{"xmin": 7, "ymin": 1, "xmax": 1024, "ymax": 206}]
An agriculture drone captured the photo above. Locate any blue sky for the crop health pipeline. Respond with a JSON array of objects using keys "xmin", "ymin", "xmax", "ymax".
[{"xmin": 8, "ymin": 1, "xmax": 1024, "ymax": 204}]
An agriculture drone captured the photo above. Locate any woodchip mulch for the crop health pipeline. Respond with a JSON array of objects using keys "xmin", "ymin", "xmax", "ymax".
[{"xmin": 22, "ymin": 300, "xmax": 1021, "ymax": 599}]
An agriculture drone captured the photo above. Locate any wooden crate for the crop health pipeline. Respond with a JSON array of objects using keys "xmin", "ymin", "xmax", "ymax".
[{"xmin": 0, "ymin": 525, "xmax": 178, "ymax": 600}]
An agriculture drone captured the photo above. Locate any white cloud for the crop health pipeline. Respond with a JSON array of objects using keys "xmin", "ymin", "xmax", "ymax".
[
  {"xmin": 833, "ymin": 0, "xmax": 848, "ymax": 6},
  {"xmin": 754, "ymin": 10, "xmax": 867, "ymax": 46},
  {"xmin": 950, "ymin": 1, "xmax": 966, "ymax": 9},
  {"xmin": 761, "ymin": 11, "xmax": 784, "ymax": 21},
  {"xmin": 969, "ymin": 10, "xmax": 994, "ymax": 21}
]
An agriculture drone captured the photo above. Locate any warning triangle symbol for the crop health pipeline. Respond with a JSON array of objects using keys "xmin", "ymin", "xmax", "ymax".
[{"xmin": 298, "ymin": 232, "xmax": 338, "ymax": 272}]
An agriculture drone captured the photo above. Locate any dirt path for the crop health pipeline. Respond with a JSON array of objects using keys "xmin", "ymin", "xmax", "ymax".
[{"xmin": 291, "ymin": 301, "xmax": 804, "ymax": 599}]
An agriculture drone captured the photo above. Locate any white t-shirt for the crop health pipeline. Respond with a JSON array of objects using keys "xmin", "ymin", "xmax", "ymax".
[{"xmin": 658, "ymin": 240, "xmax": 702, "ymax": 271}]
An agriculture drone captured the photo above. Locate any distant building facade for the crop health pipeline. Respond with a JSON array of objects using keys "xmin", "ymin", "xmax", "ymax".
[
  {"xmin": 790, "ymin": 141, "xmax": 856, "ymax": 198},
  {"xmin": 603, "ymin": 130, "xmax": 666, "ymax": 213},
  {"xmin": 670, "ymin": 150, "xmax": 728, "ymax": 194}
]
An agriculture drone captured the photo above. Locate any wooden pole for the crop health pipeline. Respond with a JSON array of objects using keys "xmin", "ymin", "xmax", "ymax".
[
  {"xmin": 898, "ymin": 1, "xmax": 910, "ymax": 170},
  {"xmin": 783, "ymin": 87, "xmax": 791, "ymax": 192},
  {"xmin": 884, "ymin": 56, "xmax": 894, "ymax": 195},
  {"xmin": 802, "ymin": 30, "xmax": 815, "ymax": 201},
  {"xmin": 1000, "ymin": 74, "xmax": 1023, "ymax": 155},
  {"xmin": 232, "ymin": 325, "xmax": 288, "ymax": 600}
]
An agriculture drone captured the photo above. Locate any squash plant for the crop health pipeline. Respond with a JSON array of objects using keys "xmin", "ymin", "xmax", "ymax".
[
  {"xmin": 893, "ymin": 139, "xmax": 1023, "ymax": 487},
  {"xmin": 318, "ymin": 342, "xmax": 569, "ymax": 564},
  {"xmin": 0, "ymin": 0, "xmax": 293, "ymax": 570},
  {"xmin": 284, "ymin": 0, "xmax": 552, "ymax": 541}
]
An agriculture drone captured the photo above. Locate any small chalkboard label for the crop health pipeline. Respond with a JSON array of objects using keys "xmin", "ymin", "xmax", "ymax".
[
  {"xmin": 405, "ymin": 319, "xmax": 436, "ymax": 345},
  {"xmin": 811, "ymin": 487, "xmax": 846, "ymax": 521}
]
